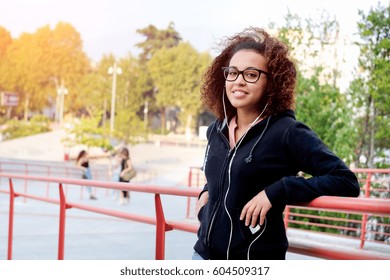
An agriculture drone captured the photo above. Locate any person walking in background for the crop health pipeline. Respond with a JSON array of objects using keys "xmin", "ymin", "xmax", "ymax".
[
  {"xmin": 76, "ymin": 150, "xmax": 97, "ymax": 200},
  {"xmin": 193, "ymin": 27, "xmax": 360, "ymax": 260},
  {"xmin": 118, "ymin": 147, "xmax": 134, "ymax": 205}
]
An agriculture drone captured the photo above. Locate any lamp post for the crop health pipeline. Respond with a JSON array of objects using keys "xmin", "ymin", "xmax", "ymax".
[
  {"xmin": 58, "ymin": 86, "xmax": 68, "ymax": 124},
  {"xmin": 108, "ymin": 62, "xmax": 122, "ymax": 136}
]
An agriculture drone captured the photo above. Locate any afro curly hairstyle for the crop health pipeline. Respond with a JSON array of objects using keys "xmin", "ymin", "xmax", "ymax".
[{"xmin": 201, "ymin": 27, "xmax": 297, "ymax": 121}]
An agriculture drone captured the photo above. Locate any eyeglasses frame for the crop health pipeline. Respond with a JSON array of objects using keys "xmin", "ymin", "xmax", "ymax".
[{"xmin": 222, "ymin": 66, "xmax": 270, "ymax": 83}]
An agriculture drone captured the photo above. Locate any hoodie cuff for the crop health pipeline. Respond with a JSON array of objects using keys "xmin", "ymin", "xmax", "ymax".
[{"xmin": 264, "ymin": 179, "xmax": 288, "ymax": 207}]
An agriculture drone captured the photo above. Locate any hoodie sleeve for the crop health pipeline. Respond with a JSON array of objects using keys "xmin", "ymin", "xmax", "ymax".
[
  {"xmin": 198, "ymin": 120, "xmax": 218, "ymax": 199},
  {"xmin": 265, "ymin": 121, "xmax": 360, "ymax": 207}
]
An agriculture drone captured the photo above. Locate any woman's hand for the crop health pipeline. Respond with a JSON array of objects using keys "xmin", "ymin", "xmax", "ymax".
[
  {"xmin": 240, "ymin": 190, "xmax": 272, "ymax": 227},
  {"xmin": 196, "ymin": 191, "xmax": 209, "ymax": 216}
]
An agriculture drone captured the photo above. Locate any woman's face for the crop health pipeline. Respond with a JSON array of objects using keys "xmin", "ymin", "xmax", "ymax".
[{"xmin": 225, "ymin": 49, "xmax": 268, "ymax": 115}]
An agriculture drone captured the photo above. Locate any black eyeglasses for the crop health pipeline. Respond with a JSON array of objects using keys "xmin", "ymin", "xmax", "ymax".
[{"xmin": 222, "ymin": 66, "xmax": 269, "ymax": 83}]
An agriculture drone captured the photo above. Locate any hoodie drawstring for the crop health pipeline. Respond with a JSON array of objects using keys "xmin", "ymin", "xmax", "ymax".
[{"xmin": 245, "ymin": 116, "xmax": 272, "ymax": 163}]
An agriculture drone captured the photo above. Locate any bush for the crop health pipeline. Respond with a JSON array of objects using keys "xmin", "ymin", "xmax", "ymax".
[{"xmin": 1, "ymin": 115, "xmax": 51, "ymax": 140}]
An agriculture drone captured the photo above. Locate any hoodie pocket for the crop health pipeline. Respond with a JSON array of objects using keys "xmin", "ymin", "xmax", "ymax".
[
  {"xmin": 229, "ymin": 208, "xmax": 249, "ymax": 249},
  {"xmin": 197, "ymin": 201, "xmax": 216, "ymax": 244},
  {"xmin": 229, "ymin": 207, "xmax": 266, "ymax": 251}
]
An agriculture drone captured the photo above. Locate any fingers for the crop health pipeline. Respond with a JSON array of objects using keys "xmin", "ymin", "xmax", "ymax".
[
  {"xmin": 240, "ymin": 203, "xmax": 261, "ymax": 227},
  {"xmin": 258, "ymin": 209, "xmax": 267, "ymax": 226},
  {"xmin": 240, "ymin": 191, "xmax": 272, "ymax": 227}
]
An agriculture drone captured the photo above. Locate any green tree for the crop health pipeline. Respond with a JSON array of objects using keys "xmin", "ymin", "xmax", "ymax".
[
  {"xmin": 277, "ymin": 11, "xmax": 356, "ymax": 163},
  {"xmin": 113, "ymin": 55, "xmax": 148, "ymax": 144},
  {"xmin": 136, "ymin": 22, "xmax": 181, "ymax": 62},
  {"xmin": 148, "ymin": 42, "xmax": 211, "ymax": 134},
  {"xmin": 349, "ymin": 3, "xmax": 390, "ymax": 167},
  {"xmin": 135, "ymin": 23, "xmax": 182, "ymax": 133},
  {"xmin": 63, "ymin": 115, "xmax": 112, "ymax": 151}
]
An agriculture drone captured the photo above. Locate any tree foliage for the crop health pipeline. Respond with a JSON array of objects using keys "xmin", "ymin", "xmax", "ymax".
[
  {"xmin": 0, "ymin": 22, "xmax": 90, "ymax": 120},
  {"xmin": 0, "ymin": 26, "xmax": 12, "ymax": 61},
  {"xmin": 63, "ymin": 116, "xmax": 112, "ymax": 150},
  {"xmin": 136, "ymin": 22, "xmax": 182, "ymax": 62},
  {"xmin": 349, "ymin": 2, "xmax": 390, "ymax": 167},
  {"xmin": 276, "ymin": 11, "xmax": 356, "ymax": 163},
  {"xmin": 135, "ymin": 22, "xmax": 183, "ymax": 133},
  {"xmin": 1, "ymin": 115, "xmax": 51, "ymax": 140},
  {"xmin": 113, "ymin": 55, "xmax": 149, "ymax": 144},
  {"xmin": 148, "ymin": 42, "xmax": 211, "ymax": 133}
]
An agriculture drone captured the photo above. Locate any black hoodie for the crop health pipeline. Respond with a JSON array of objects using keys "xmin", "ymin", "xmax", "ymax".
[{"xmin": 193, "ymin": 110, "xmax": 360, "ymax": 260}]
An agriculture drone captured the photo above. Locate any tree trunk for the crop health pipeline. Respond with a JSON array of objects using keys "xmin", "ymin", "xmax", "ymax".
[
  {"xmin": 160, "ymin": 107, "xmax": 166, "ymax": 134},
  {"xmin": 367, "ymin": 99, "xmax": 376, "ymax": 168},
  {"xmin": 24, "ymin": 95, "xmax": 30, "ymax": 121}
]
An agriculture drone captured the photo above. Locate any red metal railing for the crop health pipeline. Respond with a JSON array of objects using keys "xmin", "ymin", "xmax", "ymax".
[
  {"xmin": 0, "ymin": 173, "xmax": 199, "ymax": 260},
  {"xmin": 0, "ymin": 160, "xmax": 157, "ymax": 200},
  {"xmin": 1, "ymin": 172, "xmax": 389, "ymax": 260},
  {"xmin": 0, "ymin": 160, "xmax": 82, "ymax": 178}
]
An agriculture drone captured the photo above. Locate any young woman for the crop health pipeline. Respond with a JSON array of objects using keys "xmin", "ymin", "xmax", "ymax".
[
  {"xmin": 118, "ymin": 147, "xmax": 134, "ymax": 205},
  {"xmin": 193, "ymin": 27, "xmax": 360, "ymax": 260},
  {"xmin": 76, "ymin": 150, "xmax": 97, "ymax": 200}
]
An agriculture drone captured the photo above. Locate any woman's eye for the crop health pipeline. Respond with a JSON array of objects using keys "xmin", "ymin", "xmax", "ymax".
[{"xmin": 246, "ymin": 72, "xmax": 258, "ymax": 78}]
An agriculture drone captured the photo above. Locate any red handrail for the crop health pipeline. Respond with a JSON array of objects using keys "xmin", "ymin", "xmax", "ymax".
[
  {"xmin": 0, "ymin": 172, "xmax": 389, "ymax": 260},
  {"xmin": 300, "ymin": 196, "xmax": 390, "ymax": 215}
]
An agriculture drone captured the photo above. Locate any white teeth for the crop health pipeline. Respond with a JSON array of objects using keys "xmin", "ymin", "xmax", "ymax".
[{"xmin": 233, "ymin": 91, "xmax": 246, "ymax": 96}]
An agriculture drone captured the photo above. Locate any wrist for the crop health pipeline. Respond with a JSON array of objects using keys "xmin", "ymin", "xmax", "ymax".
[{"xmin": 198, "ymin": 190, "xmax": 208, "ymax": 200}]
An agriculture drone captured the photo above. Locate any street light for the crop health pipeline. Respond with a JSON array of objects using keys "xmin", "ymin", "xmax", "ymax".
[{"xmin": 108, "ymin": 62, "xmax": 122, "ymax": 136}]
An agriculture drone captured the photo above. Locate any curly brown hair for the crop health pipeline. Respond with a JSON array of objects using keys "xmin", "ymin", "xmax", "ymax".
[{"xmin": 201, "ymin": 27, "xmax": 296, "ymax": 121}]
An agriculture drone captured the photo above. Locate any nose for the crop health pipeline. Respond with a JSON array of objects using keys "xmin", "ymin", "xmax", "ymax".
[{"xmin": 234, "ymin": 72, "xmax": 246, "ymax": 84}]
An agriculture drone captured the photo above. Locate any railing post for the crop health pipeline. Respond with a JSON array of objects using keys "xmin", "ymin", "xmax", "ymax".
[
  {"xmin": 360, "ymin": 213, "xmax": 368, "ymax": 249},
  {"xmin": 186, "ymin": 168, "xmax": 193, "ymax": 219},
  {"xmin": 154, "ymin": 194, "xmax": 173, "ymax": 260},
  {"xmin": 46, "ymin": 166, "xmax": 51, "ymax": 198},
  {"xmin": 188, "ymin": 167, "xmax": 193, "ymax": 188},
  {"xmin": 23, "ymin": 164, "xmax": 28, "ymax": 203},
  {"xmin": 7, "ymin": 178, "xmax": 17, "ymax": 260},
  {"xmin": 284, "ymin": 206, "xmax": 291, "ymax": 230},
  {"xmin": 365, "ymin": 172, "xmax": 372, "ymax": 198},
  {"xmin": 359, "ymin": 171, "xmax": 372, "ymax": 249},
  {"xmin": 58, "ymin": 183, "xmax": 69, "ymax": 260}
]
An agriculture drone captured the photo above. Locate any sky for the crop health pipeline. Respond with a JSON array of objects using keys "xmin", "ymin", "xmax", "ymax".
[
  {"xmin": 0, "ymin": 0, "xmax": 386, "ymax": 90},
  {"xmin": 1, "ymin": 0, "xmax": 385, "ymax": 60}
]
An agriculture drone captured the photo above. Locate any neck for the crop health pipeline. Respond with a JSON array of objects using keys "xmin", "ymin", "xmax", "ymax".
[
  {"xmin": 236, "ymin": 103, "xmax": 268, "ymax": 128},
  {"xmin": 236, "ymin": 111, "xmax": 263, "ymax": 129}
]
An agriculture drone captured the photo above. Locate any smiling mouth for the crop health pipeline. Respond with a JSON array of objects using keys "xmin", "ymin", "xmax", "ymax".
[{"xmin": 233, "ymin": 91, "xmax": 248, "ymax": 97}]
